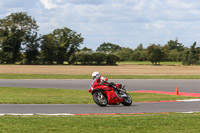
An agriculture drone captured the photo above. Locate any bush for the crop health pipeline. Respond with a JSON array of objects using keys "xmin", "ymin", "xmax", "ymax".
[
  {"xmin": 182, "ymin": 42, "xmax": 200, "ymax": 65},
  {"xmin": 146, "ymin": 44, "xmax": 164, "ymax": 65},
  {"xmin": 131, "ymin": 50, "xmax": 147, "ymax": 61},
  {"xmin": 92, "ymin": 53, "xmax": 106, "ymax": 65},
  {"xmin": 75, "ymin": 53, "xmax": 93, "ymax": 65},
  {"xmin": 115, "ymin": 48, "xmax": 133, "ymax": 61},
  {"xmin": 106, "ymin": 54, "xmax": 120, "ymax": 65}
]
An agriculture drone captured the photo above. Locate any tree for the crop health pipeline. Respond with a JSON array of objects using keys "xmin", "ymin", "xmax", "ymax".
[
  {"xmin": 53, "ymin": 27, "xmax": 83, "ymax": 64},
  {"xmin": 115, "ymin": 47, "xmax": 133, "ymax": 61},
  {"xmin": 167, "ymin": 49, "xmax": 183, "ymax": 62},
  {"xmin": 131, "ymin": 44, "xmax": 147, "ymax": 61},
  {"xmin": 24, "ymin": 33, "xmax": 40, "ymax": 64},
  {"xmin": 182, "ymin": 42, "xmax": 200, "ymax": 65},
  {"xmin": 0, "ymin": 49, "xmax": 10, "ymax": 64},
  {"xmin": 92, "ymin": 52, "xmax": 106, "ymax": 65},
  {"xmin": 182, "ymin": 50, "xmax": 190, "ymax": 65},
  {"xmin": 96, "ymin": 42, "xmax": 121, "ymax": 53},
  {"xmin": 166, "ymin": 38, "xmax": 184, "ymax": 51},
  {"xmin": 80, "ymin": 47, "xmax": 93, "ymax": 53},
  {"xmin": 135, "ymin": 43, "xmax": 144, "ymax": 51},
  {"xmin": 162, "ymin": 39, "xmax": 184, "ymax": 61},
  {"xmin": 189, "ymin": 42, "xmax": 199, "ymax": 64},
  {"xmin": 72, "ymin": 47, "xmax": 93, "ymax": 65},
  {"xmin": 131, "ymin": 50, "xmax": 146, "ymax": 61},
  {"xmin": 146, "ymin": 44, "xmax": 163, "ymax": 65},
  {"xmin": 40, "ymin": 34, "xmax": 56, "ymax": 64},
  {"xmin": 40, "ymin": 27, "xmax": 84, "ymax": 64},
  {"xmin": 0, "ymin": 12, "xmax": 39, "ymax": 64},
  {"xmin": 75, "ymin": 52, "xmax": 93, "ymax": 65},
  {"xmin": 106, "ymin": 54, "xmax": 120, "ymax": 65}
]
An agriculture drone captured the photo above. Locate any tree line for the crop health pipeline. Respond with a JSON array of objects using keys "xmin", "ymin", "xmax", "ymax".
[{"xmin": 0, "ymin": 12, "xmax": 200, "ymax": 65}]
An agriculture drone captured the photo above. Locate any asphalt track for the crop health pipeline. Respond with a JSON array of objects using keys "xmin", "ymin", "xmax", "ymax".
[
  {"xmin": 0, "ymin": 79, "xmax": 200, "ymax": 93},
  {"xmin": 0, "ymin": 102, "xmax": 200, "ymax": 114},
  {"xmin": 0, "ymin": 101, "xmax": 200, "ymax": 114},
  {"xmin": 0, "ymin": 79, "xmax": 200, "ymax": 115}
]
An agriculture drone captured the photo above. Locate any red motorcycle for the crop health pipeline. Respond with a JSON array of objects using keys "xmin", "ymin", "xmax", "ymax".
[{"xmin": 89, "ymin": 81, "xmax": 132, "ymax": 107}]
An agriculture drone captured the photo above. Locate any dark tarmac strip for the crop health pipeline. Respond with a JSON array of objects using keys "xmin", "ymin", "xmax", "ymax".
[
  {"xmin": 0, "ymin": 79, "xmax": 200, "ymax": 93},
  {"xmin": 0, "ymin": 101, "xmax": 200, "ymax": 115}
]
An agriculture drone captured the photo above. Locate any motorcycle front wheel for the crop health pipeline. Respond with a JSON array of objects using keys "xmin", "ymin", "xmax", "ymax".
[
  {"xmin": 122, "ymin": 92, "xmax": 132, "ymax": 106},
  {"xmin": 93, "ymin": 91, "xmax": 108, "ymax": 107}
]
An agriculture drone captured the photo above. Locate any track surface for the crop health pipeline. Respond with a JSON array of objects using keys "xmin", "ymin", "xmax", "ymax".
[
  {"xmin": 0, "ymin": 79, "xmax": 200, "ymax": 93},
  {"xmin": 0, "ymin": 79, "xmax": 200, "ymax": 114},
  {"xmin": 1, "ymin": 102, "xmax": 200, "ymax": 114}
]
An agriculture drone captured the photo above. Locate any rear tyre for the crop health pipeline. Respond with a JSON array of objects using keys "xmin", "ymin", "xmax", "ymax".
[
  {"xmin": 122, "ymin": 93, "xmax": 132, "ymax": 106},
  {"xmin": 93, "ymin": 91, "xmax": 108, "ymax": 107}
]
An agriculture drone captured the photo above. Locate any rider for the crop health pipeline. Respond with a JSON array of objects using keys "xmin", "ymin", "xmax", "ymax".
[{"xmin": 90, "ymin": 71, "xmax": 121, "ymax": 92}]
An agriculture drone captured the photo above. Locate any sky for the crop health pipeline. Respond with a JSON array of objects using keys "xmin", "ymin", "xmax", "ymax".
[{"xmin": 1, "ymin": 0, "xmax": 200, "ymax": 50}]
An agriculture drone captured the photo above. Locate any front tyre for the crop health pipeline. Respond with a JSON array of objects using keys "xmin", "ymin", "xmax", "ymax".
[
  {"xmin": 122, "ymin": 93, "xmax": 132, "ymax": 106},
  {"xmin": 93, "ymin": 92, "xmax": 108, "ymax": 107}
]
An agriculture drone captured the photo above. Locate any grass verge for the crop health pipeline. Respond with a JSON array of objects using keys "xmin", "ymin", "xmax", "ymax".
[
  {"xmin": 0, "ymin": 87, "xmax": 197, "ymax": 104},
  {"xmin": 1, "ymin": 74, "xmax": 200, "ymax": 79},
  {"xmin": 0, "ymin": 113, "xmax": 200, "ymax": 133}
]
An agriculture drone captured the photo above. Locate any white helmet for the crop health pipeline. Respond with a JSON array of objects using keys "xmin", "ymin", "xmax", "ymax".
[{"xmin": 92, "ymin": 71, "xmax": 100, "ymax": 79}]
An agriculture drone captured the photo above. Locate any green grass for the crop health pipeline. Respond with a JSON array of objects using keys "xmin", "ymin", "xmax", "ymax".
[
  {"xmin": 132, "ymin": 93, "xmax": 194, "ymax": 102},
  {"xmin": 0, "ymin": 87, "xmax": 93, "ymax": 104},
  {"xmin": 0, "ymin": 87, "xmax": 197, "ymax": 104},
  {"xmin": 1, "ymin": 73, "xmax": 200, "ymax": 79},
  {"xmin": 118, "ymin": 61, "xmax": 182, "ymax": 65},
  {"xmin": 0, "ymin": 113, "xmax": 200, "ymax": 132}
]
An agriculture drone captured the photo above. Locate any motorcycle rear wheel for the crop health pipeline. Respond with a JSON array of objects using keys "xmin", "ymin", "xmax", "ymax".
[
  {"xmin": 122, "ymin": 93, "xmax": 132, "ymax": 106},
  {"xmin": 93, "ymin": 92, "xmax": 108, "ymax": 107}
]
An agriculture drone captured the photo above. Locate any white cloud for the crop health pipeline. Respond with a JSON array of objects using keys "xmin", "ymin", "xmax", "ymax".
[
  {"xmin": 1, "ymin": 0, "xmax": 200, "ymax": 49},
  {"xmin": 144, "ymin": 21, "xmax": 165, "ymax": 30},
  {"xmin": 167, "ymin": 0, "xmax": 194, "ymax": 9},
  {"xmin": 35, "ymin": 0, "xmax": 200, "ymax": 49},
  {"xmin": 40, "ymin": 0, "xmax": 59, "ymax": 9}
]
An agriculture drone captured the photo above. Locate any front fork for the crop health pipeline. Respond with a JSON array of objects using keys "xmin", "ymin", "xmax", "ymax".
[{"xmin": 118, "ymin": 86, "xmax": 128, "ymax": 98}]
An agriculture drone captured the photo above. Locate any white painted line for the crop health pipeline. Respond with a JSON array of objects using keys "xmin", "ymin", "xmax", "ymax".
[
  {"xmin": 5, "ymin": 113, "xmax": 34, "ymax": 116},
  {"xmin": 35, "ymin": 113, "xmax": 74, "ymax": 116},
  {"xmin": 0, "ymin": 113, "xmax": 74, "ymax": 116},
  {"xmin": 177, "ymin": 99, "xmax": 200, "ymax": 102},
  {"xmin": 179, "ymin": 111, "xmax": 200, "ymax": 113},
  {"xmin": 179, "ymin": 111, "xmax": 194, "ymax": 113}
]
